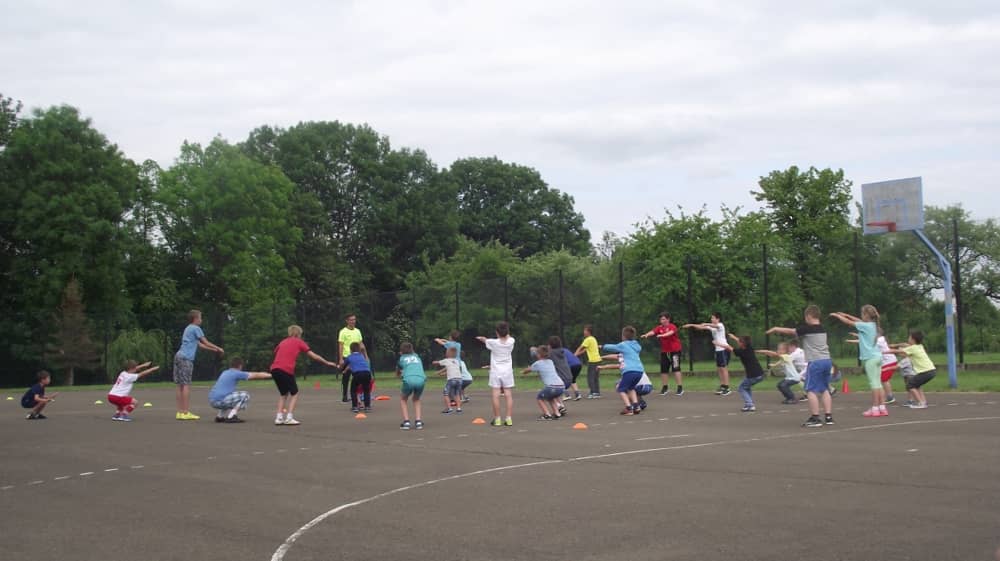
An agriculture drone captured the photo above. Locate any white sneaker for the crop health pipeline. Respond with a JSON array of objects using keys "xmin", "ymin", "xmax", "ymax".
[
  {"xmin": 283, "ymin": 417, "xmax": 301, "ymax": 425},
  {"xmin": 274, "ymin": 416, "xmax": 285, "ymax": 425}
]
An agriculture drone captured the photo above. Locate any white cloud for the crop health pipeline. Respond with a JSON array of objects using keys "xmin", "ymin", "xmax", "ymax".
[{"xmin": 2, "ymin": 0, "xmax": 998, "ymax": 237}]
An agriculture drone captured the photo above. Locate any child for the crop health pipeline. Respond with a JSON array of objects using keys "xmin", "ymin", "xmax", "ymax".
[
  {"xmin": 723, "ymin": 334, "xmax": 765, "ymax": 412},
  {"xmin": 888, "ymin": 330, "xmax": 936, "ymax": 409},
  {"xmin": 477, "ymin": 321, "xmax": 516, "ymax": 426},
  {"xmin": 173, "ymin": 309, "xmax": 224, "ymax": 421},
  {"xmin": 641, "ymin": 312, "xmax": 684, "ymax": 396},
  {"xmin": 344, "ymin": 342, "xmax": 374, "ymax": 413},
  {"xmin": 21, "ymin": 370, "xmax": 56, "ymax": 420},
  {"xmin": 434, "ymin": 330, "xmax": 465, "ymax": 405},
  {"xmin": 767, "ymin": 305, "xmax": 835, "ymax": 427},
  {"xmin": 684, "ymin": 312, "xmax": 731, "ymax": 395},
  {"xmin": 459, "ymin": 351, "xmax": 474, "ymax": 403},
  {"xmin": 523, "ymin": 345, "xmax": 565, "ymax": 420},
  {"xmin": 831, "ymin": 305, "xmax": 886, "ymax": 417},
  {"xmin": 575, "ymin": 325, "xmax": 602, "ymax": 398},
  {"xmin": 396, "ymin": 342, "xmax": 426, "ymax": 430},
  {"xmin": 599, "ymin": 353, "xmax": 652, "ymax": 410},
  {"xmin": 564, "ymin": 343, "xmax": 583, "ymax": 401},
  {"xmin": 602, "ymin": 326, "xmax": 644, "ymax": 416},
  {"xmin": 270, "ymin": 324, "xmax": 338, "ymax": 426},
  {"xmin": 757, "ymin": 342, "xmax": 802, "ymax": 404},
  {"xmin": 877, "ymin": 330, "xmax": 898, "ymax": 404},
  {"xmin": 108, "ymin": 360, "xmax": 160, "ymax": 421},
  {"xmin": 208, "ymin": 357, "xmax": 272, "ymax": 423},
  {"xmin": 548, "ymin": 336, "xmax": 574, "ymax": 416},
  {"xmin": 787, "ymin": 339, "xmax": 808, "ymax": 401},
  {"xmin": 434, "ymin": 347, "xmax": 464, "ymax": 415}
]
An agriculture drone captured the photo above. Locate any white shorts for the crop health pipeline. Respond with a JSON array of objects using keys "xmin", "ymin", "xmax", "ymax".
[{"xmin": 488, "ymin": 369, "xmax": 515, "ymax": 389}]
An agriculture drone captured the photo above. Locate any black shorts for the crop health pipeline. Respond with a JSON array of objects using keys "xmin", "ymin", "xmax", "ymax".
[
  {"xmin": 905, "ymin": 370, "xmax": 935, "ymax": 390},
  {"xmin": 660, "ymin": 352, "xmax": 682, "ymax": 373},
  {"xmin": 570, "ymin": 364, "xmax": 582, "ymax": 383},
  {"xmin": 271, "ymin": 369, "xmax": 299, "ymax": 396}
]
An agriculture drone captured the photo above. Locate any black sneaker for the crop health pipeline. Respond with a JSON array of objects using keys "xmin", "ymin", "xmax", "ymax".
[
  {"xmin": 351, "ymin": 407, "xmax": 360, "ymax": 413},
  {"xmin": 215, "ymin": 416, "xmax": 226, "ymax": 423},
  {"xmin": 341, "ymin": 397, "xmax": 350, "ymax": 403},
  {"xmin": 802, "ymin": 416, "xmax": 823, "ymax": 428},
  {"xmin": 714, "ymin": 386, "xmax": 724, "ymax": 395},
  {"xmin": 676, "ymin": 387, "xmax": 684, "ymax": 396},
  {"xmin": 660, "ymin": 386, "xmax": 669, "ymax": 396},
  {"xmin": 824, "ymin": 414, "xmax": 835, "ymax": 425},
  {"xmin": 364, "ymin": 407, "xmax": 372, "ymax": 413},
  {"xmin": 537, "ymin": 414, "xmax": 553, "ymax": 421},
  {"xmin": 557, "ymin": 406, "xmax": 567, "ymax": 416},
  {"xmin": 35, "ymin": 413, "xmax": 47, "ymax": 419},
  {"xmin": 400, "ymin": 420, "xmax": 411, "ymax": 430},
  {"xmin": 25, "ymin": 413, "xmax": 37, "ymax": 420},
  {"xmin": 719, "ymin": 387, "xmax": 732, "ymax": 396},
  {"xmin": 414, "ymin": 420, "xmax": 424, "ymax": 430},
  {"xmin": 224, "ymin": 416, "xmax": 245, "ymax": 423}
]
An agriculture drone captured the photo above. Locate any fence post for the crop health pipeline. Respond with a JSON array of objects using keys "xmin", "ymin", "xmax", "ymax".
[
  {"xmin": 411, "ymin": 286, "xmax": 417, "ymax": 348},
  {"xmin": 763, "ymin": 244, "xmax": 770, "ymax": 350},
  {"xmin": 503, "ymin": 276, "xmax": 509, "ymax": 323},
  {"xmin": 853, "ymin": 231, "xmax": 861, "ymax": 366},
  {"xmin": 618, "ymin": 261, "xmax": 624, "ymax": 329},
  {"xmin": 558, "ymin": 269, "xmax": 565, "ymax": 344},
  {"xmin": 953, "ymin": 217, "xmax": 964, "ymax": 364},
  {"xmin": 454, "ymin": 281, "xmax": 460, "ymax": 330}
]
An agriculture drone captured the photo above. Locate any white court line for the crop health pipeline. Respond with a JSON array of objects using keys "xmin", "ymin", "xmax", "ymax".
[
  {"xmin": 130, "ymin": 465, "xmax": 144, "ymax": 469},
  {"xmin": 28, "ymin": 480, "xmax": 43, "ymax": 486},
  {"xmin": 54, "ymin": 476, "xmax": 70, "ymax": 481},
  {"xmin": 635, "ymin": 434, "xmax": 691, "ymax": 441},
  {"xmin": 1, "ymin": 485, "xmax": 14, "ymax": 491},
  {"xmin": 269, "ymin": 414, "xmax": 1000, "ymax": 561},
  {"xmin": 104, "ymin": 468, "xmax": 118, "ymax": 472},
  {"xmin": 79, "ymin": 472, "xmax": 94, "ymax": 477}
]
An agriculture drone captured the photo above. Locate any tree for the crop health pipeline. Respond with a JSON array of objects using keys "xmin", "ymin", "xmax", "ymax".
[
  {"xmin": 0, "ymin": 92, "xmax": 22, "ymax": 147},
  {"xmin": 157, "ymin": 138, "xmax": 301, "ymax": 314},
  {"xmin": 45, "ymin": 278, "xmax": 101, "ymax": 385},
  {"xmin": 448, "ymin": 157, "xmax": 591, "ymax": 257}
]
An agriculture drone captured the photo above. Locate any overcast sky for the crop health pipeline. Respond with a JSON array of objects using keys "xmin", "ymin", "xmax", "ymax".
[{"xmin": 3, "ymin": 0, "xmax": 999, "ymax": 237}]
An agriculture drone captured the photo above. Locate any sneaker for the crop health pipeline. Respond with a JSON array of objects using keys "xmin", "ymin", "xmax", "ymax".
[
  {"xmin": 491, "ymin": 417, "xmax": 503, "ymax": 427},
  {"xmin": 903, "ymin": 400, "xmax": 916, "ymax": 408},
  {"xmin": 504, "ymin": 417, "xmax": 513, "ymax": 426},
  {"xmin": 798, "ymin": 394, "xmax": 808, "ymax": 401},
  {"xmin": 537, "ymin": 414, "xmax": 554, "ymax": 421},
  {"xmin": 274, "ymin": 416, "xmax": 285, "ymax": 425},
  {"xmin": 181, "ymin": 412, "xmax": 200, "ymax": 420},
  {"xmin": 414, "ymin": 420, "xmax": 424, "ymax": 429},
  {"xmin": 714, "ymin": 386, "xmax": 724, "ymax": 395},
  {"xmin": 351, "ymin": 407, "xmax": 360, "ymax": 413},
  {"xmin": 824, "ymin": 414, "xmax": 835, "ymax": 425},
  {"xmin": 441, "ymin": 408, "xmax": 453, "ymax": 415},
  {"xmin": 660, "ymin": 386, "xmax": 670, "ymax": 396},
  {"xmin": 675, "ymin": 388, "xmax": 685, "ymax": 396},
  {"xmin": 224, "ymin": 416, "xmax": 244, "ymax": 423},
  {"xmin": 364, "ymin": 407, "xmax": 372, "ymax": 413},
  {"xmin": 719, "ymin": 387, "xmax": 732, "ymax": 396},
  {"xmin": 620, "ymin": 408, "xmax": 634, "ymax": 416},
  {"xmin": 214, "ymin": 416, "xmax": 225, "ymax": 423},
  {"xmin": 341, "ymin": 397, "xmax": 350, "ymax": 403},
  {"xmin": 176, "ymin": 412, "xmax": 185, "ymax": 420},
  {"xmin": 591, "ymin": 394, "xmax": 602, "ymax": 399},
  {"xmin": 909, "ymin": 402, "xmax": 928, "ymax": 409},
  {"xmin": 400, "ymin": 420, "xmax": 411, "ymax": 430},
  {"xmin": 455, "ymin": 408, "xmax": 463, "ymax": 414},
  {"xmin": 35, "ymin": 413, "xmax": 47, "ymax": 420},
  {"xmin": 862, "ymin": 408, "xmax": 880, "ymax": 417},
  {"xmin": 781, "ymin": 399, "xmax": 798, "ymax": 405},
  {"xmin": 282, "ymin": 417, "xmax": 301, "ymax": 425},
  {"xmin": 557, "ymin": 406, "xmax": 567, "ymax": 416},
  {"xmin": 461, "ymin": 396, "xmax": 470, "ymax": 403},
  {"xmin": 639, "ymin": 400, "xmax": 648, "ymax": 410},
  {"xmin": 25, "ymin": 413, "xmax": 38, "ymax": 420},
  {"xmin": 885, "ymin": 395, "xmax": 896, "ymax": 405},
  {"xmin": 878, "ymin": 407, "xmax": 889, "ymax": 417},
  {"xmin": 113, "ymin": 414, "xmax": 123, "ymax": 421},
  {"xmin": 574, "ymin": 393, "xmax": 582, "ymax": 401},
  {"xmin": 802, "ymin": 416, "xmax": 823, "ymax": 428},
  {"xmin": 551, "ymin": 414, "xmax": 562, "ymax": 420},
  {"xmin": 586, "ymin": 394, "xmax": 597, "ymax": 399},
  {"xmin": 741, "ymin": 405, "xmax": 756, "ymax": 412}
]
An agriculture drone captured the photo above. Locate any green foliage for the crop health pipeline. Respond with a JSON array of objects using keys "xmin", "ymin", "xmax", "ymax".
[
  {"xmin": 0, "ymin": 92, "xmax": 22, "ymax": 146},
  {"xmin": 449, "ymin": 157, "xmax": 591, "ymax": 258},
  {"xmin": 107, "ymin": 328, "xmax": 168, "ymax": 378},
  {"xmin": 44, "ymin": 278, "xmax": 101, "ymax": 385}
]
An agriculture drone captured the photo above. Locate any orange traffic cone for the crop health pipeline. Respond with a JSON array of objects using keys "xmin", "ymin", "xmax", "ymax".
[
  {"xmin": 472, "ymin": 417, "xmax": 487, "ymax": 425},
  {"xmin": 841, "ymin": 377, "xmax": 850, "ymax": 394},
  {"xmin": 354, "ymin": 412, "xmax": 367, "ymax": 420},
  {"xmin": 572, "ymin": 422, "xmax": 588, "ymax": 430},
  {"xmin": 313, "ymin": 381, "xmax": 321, "ymax": 390}
]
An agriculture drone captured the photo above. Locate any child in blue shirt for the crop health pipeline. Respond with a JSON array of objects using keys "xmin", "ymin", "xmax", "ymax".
[
  {"xmin": 831, "ymin": 305, "xmax": 886, "ymax": 417},
  {"xmin": 343, "ymin": 342, "xmax": 373, "ymax": 413},
  {"xmin": 22, "ymin": 370, "xmax": 56, "ymax": 420},
  {"xmin": 396, "ymin": 342, "xmax": 426, "ymax": 430},
  {"xmin": 522, "ymin": 345, "xmax": 565, "ymax": 420},
  {"xmin": 602, "ymin": 326, "xmax": 644, "ymax": 416}
]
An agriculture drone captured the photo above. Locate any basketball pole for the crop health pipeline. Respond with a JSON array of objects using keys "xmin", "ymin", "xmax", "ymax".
[{"xmin": 913, "ymin": 230, "xmax": 958, "ymax": 388}]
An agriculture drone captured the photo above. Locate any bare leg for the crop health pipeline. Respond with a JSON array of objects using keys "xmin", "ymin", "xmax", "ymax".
[
  {"xmin": 807, "ymin": 391, "xmax": 820, "ymax": 416},
  {"xmin": 400, "ymin": 396, "xmax": 409, "ymax": 421},
  {"xmin": 179, "ymin": 384, "xmax": 191, "ymax": 413},
  {"xmin": 720, "ymin": 367, "xmax": 730, "ymax": 387},
  {"xmin": 660, "ymin": 373, "xmax": 670, "ymax": 388},
  {"xmin": 674, "ymin": 371, "xmax": 683, "ymax": 388},
  {"xmin": 537, "ymin": 399, "xmax": 550, "ymax": 415},
  {"xmin": 491, "ymin": 387, "xmax": 501, "ymax": 418},
  {"xmin": 414, "ymin": 398, "xmax": 423, "ymax": 420},
  {"xmin": 821, "ymin": 390, "xmax": 832, "ymax": 414},
  {"xmin": 286, "ymin": 393, "xmax": 299, "ymax": 416},
  {"xmin": 627, "ymin": 389, "xmax": 638, "ymax": 406},
  {"xmin": 175, "ymin": 385, "xmax": 184, "ymax": 414},
  {"xmin": 275, "ymin": 395, "xmax": 286, "ymax": 418},
  {"xmin": 504, "ymin": 388, "xmax": 513, "ymax": 418},
  {"xmin": 619, "ymin": 392, "xmax": 631, "ymax": 407}
]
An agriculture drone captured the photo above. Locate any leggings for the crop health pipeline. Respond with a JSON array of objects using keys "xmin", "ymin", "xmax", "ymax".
[
  {"xmin": 777, "ymin": 379, "xmax": 800, "ymax": 401},
  {"xmin": 350, "ymin": 371, "xmax": 372, "ymax": 408},
  {"xmin": 341, "ymin": 365, "xmax": 351, "ymax": 399},
  {"xmin": 587, "ymin": 362, "xmax": 600, "ymax": 395}
]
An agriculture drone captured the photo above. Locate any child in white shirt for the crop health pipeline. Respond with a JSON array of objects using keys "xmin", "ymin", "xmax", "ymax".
[{"xmin": 108, "ymin": 360, "xmax": 160, "ymax": 421}]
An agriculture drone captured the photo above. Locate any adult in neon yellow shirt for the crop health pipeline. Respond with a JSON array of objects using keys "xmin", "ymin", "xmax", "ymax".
[
  {"xmin": 338, "ymin": 314, "xmax": 363, "ymax": 402},
  {"xmin": 574, "ymin": 324, "xmax": 602, "ymax": 398}
]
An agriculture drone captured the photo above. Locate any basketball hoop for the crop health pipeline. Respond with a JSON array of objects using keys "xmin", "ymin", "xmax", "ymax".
[{"xmin": 865, "ymin": 221, "xmax": 897, "ymax": 233}]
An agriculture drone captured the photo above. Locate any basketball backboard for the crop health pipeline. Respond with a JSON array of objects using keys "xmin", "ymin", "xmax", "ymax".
[{"xmin": 861, "ymin": 177, "xmax": 924, "ymax": 235}]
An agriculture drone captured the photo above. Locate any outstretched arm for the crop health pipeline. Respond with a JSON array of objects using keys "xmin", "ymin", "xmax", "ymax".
[
  {"xmin": 829, "ymin": 312, "xmax": 857, "ymax": 327},
  {"xmin": 682, "ymin": 323, "xmax": 711, "ymax": 331},
  {"xmin": 766, "ymin": 327, "xmax": 796, "ymax": 336},
  {"xmin": 306, "ymin": 351, "xmax": 337, "ymax": 367},
  {"xmin": 728, "ymin": 333, "xmax": 741, "ymax": 343},
  {"xmin": 198, "ymin": 337, "xmax": 224, "ymax": 354},
  {"xmin": 136, "ymin": 365, "xmax": 160, "ymax": 378},
  {"xmin": 755, "ymin": 350, "xmax": 780, "ymax": 358},
  {"xmin": 640, "ymin": 329, "xmax": 656, "ymax": 339},
  {"xmin": 247, "ymin": 372, "xmax": 273, "ymax": 380}
]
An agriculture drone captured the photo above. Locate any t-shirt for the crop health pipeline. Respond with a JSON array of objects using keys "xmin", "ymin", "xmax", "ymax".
[
  {"xmin": 733, "ymin": 346, "xmax": 765, "ymax": 378},
  {"xmin": 709, "ymin": 323, "xmax": 727, "ymax": 351},
  {"xmin": 438, "ymin": 357, "xmax": 462, "ymax": 380},
  {"xmin": 271, "ymin": 336, "xmax": 310, "ymax": 375},
  {"xmin": 789, "ymin": 348, "xmax": 807, "ymax": 377},
  {"xmin": 565, "ymin": 350, "xmax": 581, "ymax": 368},
  {"xmin": 549, "ymin": 347, "xmax": 573, "ymax": 386},
  {"xmin": 602, "ymin": 340, "xmax": 642, "ymax": 373},
  {"xmin": 580, "ymin": 336, "xmax": 601, "ymax": 363},
  {"xmin": 485, "ymin": 336, "xmax": 515, "ymax": 374},
  {"xmin": 21, "ymin": 383, "xmax": 44, "ymax": 408},
  {"xmin": 530, "ymin": 359, "xmax": 564, "ymax": 387},
  {"xmin": 795, "ymin": 324, "xmax": 831, "ymax": 361},
  {"xmin": 209, "ymin": 368, "xmax": 250, "ymax": 402},
  {"xmin": 397, "ymin": 353, "xmax": 425, "ymax": 383},
  {"xmin": 177, "ymin": 323, "xmax": 205, "ymax": 361},
  {"xmin": 443, "ymin": 340, "xmax": 462, "ymax": 360},
  {"xmin": 109, "ymin": 371, "xmax": 140, "ymax": 397},
  {"xmin": 903, "ymin": 344, "xmax": 935, "ymax": 374},
  {"xmin": 653, "ymin": 323, "xmax": 682, "ymax": 353},
  {"xmin": 877, "ymin": 336, "xmax": 898, "ymax": 367},
  {"xmin": 338, "ymin": 327, "xmax": 363, "ymax": 358},
  {"xmin": 345, "ymin": 351, "xmax": 371, "ymax": 373},
  {"xmin": 855, "ymin": 322, "xmax": 880, "ymax": 361},
  {"xmin": 460, "ymin": 360, "xmax": 473, "ymax": 381},
  {"xmin": 777, "ymin": 354, "xmax": 801, "ymax": 381}
]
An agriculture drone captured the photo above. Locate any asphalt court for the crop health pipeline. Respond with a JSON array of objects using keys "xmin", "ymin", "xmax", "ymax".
[{"xmin": 2, "ymin": 386, "xmax": 999, "ymax": 561}]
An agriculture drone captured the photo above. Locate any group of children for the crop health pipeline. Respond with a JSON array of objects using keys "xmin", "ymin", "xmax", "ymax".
[{"xmin": 19, "ymin": 306, "xmax": 941, "ymax": 432}]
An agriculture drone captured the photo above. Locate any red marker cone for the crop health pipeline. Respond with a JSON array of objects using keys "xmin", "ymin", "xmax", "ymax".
[
  {"xmin": 314, "ymin": 381, "xmax": 321, "ymax": 390},
  {"xmin": 841, "ymin": 377, "xmax": 850, "ymax": 394}
]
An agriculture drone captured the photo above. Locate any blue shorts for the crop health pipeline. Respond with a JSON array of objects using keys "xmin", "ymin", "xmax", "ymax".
[
  {"xmin": 635, "ymin": 384, "xmax": 653, "ymax": 396},
  {"xmin": 715, "ymin": 350, "xmax": 731, "ymax": 367},
  {"xmin": 617, "ymin": 371, "xmax": 643, "ymax": 393},
  {"xmin": 537, "ymin": 386, "xmax": 564, "ymax": 401},
  {"xmin": 445, "ymin": 378, "xmax": 464, "ymax": 398},
  {"xmin": 804, "ymin": 359, "xmax": 833, "ymax": 394},
  {"xmin": 401, "ymin": 379, "xmax": 425, "ymax": 398}
]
